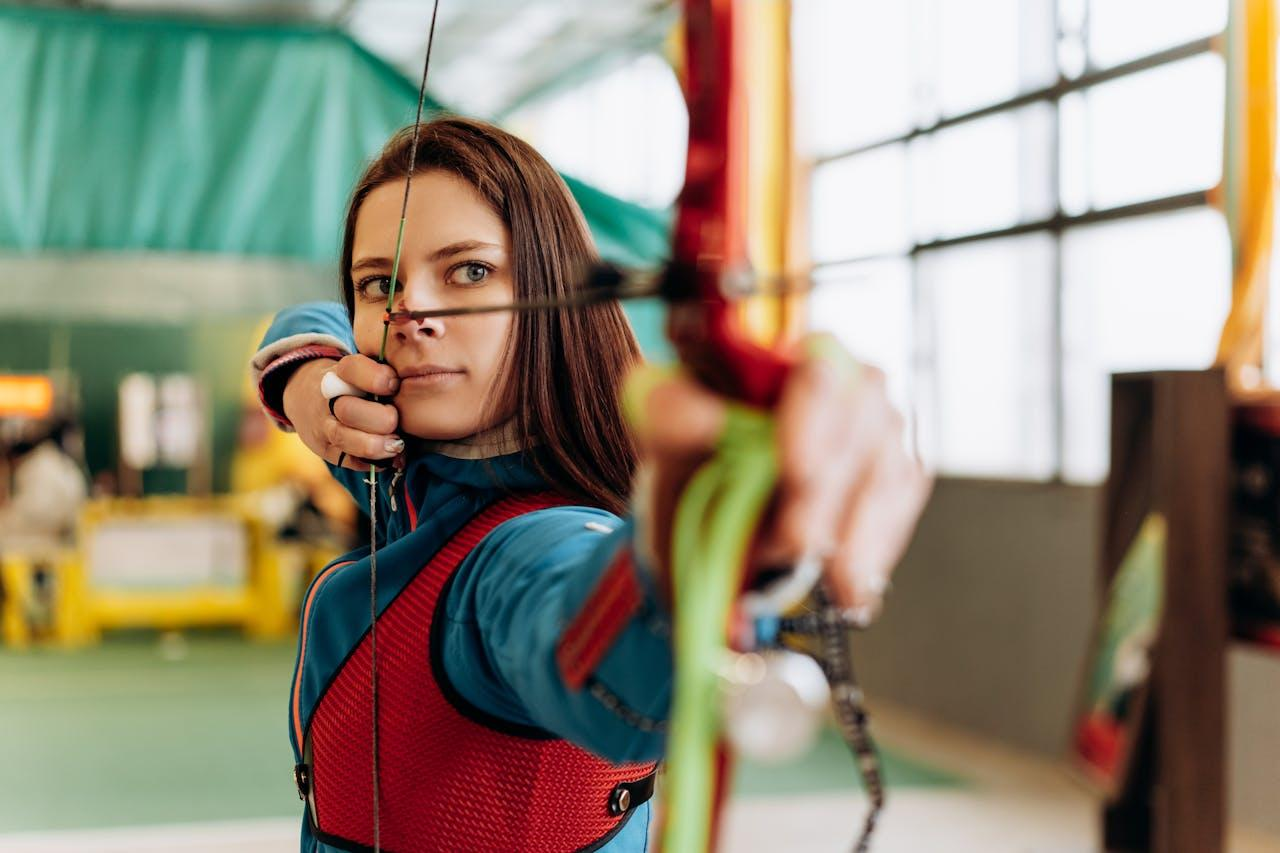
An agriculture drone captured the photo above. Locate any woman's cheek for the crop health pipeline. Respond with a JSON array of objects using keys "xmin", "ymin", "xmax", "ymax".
[{"xmin": 352, "ymin": 315, "xmax": 382, "ymax": 356}]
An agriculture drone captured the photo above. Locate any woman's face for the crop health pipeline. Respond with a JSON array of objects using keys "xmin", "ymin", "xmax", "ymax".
[{"xmin": 350, "ymin": 170, "xmax": 515, "ymax": 441}]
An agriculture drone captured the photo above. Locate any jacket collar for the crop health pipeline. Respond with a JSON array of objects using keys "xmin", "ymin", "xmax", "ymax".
[{"xmin": 402, "ymin": 420, "xmax": 546, "ymax": 497}]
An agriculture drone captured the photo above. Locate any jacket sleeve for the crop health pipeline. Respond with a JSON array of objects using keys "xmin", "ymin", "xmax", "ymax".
[
  {"xmin": 250, "ymin": 301, "xmax": 369, "ymax": 509},
  {"xmin": 440, "ymin": 506, "xmax": 671, "ymax": 764},
  {"xmin": 251, "ymin": 301, "xmax": 356, "ymax": 426}
]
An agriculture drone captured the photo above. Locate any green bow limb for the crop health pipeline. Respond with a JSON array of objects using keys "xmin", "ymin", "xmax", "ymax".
[{"xmin": 662, "ymin": 403, "xmax": 778, "ymax": 853}]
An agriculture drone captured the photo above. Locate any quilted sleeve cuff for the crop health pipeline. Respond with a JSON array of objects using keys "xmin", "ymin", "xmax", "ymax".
[{"xmin": 256, "ymin": 343, "xmax": 347, "ymax": 430}]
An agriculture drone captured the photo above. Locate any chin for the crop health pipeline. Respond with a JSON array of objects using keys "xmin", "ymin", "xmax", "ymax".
[{"xmin": 400, "ymin": 419, "xmax": 478, "ymax": 442}]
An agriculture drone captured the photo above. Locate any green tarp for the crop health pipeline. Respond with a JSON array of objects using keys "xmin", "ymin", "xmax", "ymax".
[
  {"xmin": 0, "ymin": 5, "xmax": 670, "ymax": 267},
  {"xmin": 0, "ymin": 5, "xmax": 676, "ymax": 489}
]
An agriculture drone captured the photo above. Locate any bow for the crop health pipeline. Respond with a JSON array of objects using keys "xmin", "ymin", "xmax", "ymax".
[
  {"xmin": 370, "ymin": 1, "xmax": 883, "ymax": 850},
  {"xmin": 640, "ymin": 4, "xmax": 884, "ymax": 851}
]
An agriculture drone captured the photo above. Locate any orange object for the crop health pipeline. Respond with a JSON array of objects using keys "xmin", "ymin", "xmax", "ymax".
[
  {"xmin": 1215, "ymin": 0, "xmax": 1277, "ymax": 390},
  {"xmin": 0, "ymin": 375, "xmax": 54, "ymax": 419}
]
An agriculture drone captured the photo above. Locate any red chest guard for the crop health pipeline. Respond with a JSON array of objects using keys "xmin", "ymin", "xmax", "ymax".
[{"xmin": 298, "ymin": 494, "xmax": 657, "ymax": 853}]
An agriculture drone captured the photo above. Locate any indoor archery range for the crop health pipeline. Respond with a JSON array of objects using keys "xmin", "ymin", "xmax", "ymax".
[{"xmin": 2, "ymin": 2, "xmax": 1279, "ymax": 852}]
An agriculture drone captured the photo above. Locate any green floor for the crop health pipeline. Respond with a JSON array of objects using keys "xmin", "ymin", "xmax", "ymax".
[{"xmin": 0, "ymin": 635, "xmax": 959, "ymax": 833}]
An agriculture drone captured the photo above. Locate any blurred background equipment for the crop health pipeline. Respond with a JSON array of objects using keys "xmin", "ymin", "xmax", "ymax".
[
  {"xmin": 0, "ymin": 371, "xmax": 88, "ymax": 647},
  {"xmin": 117, "ymin": 372, "xmax": 209, "ymax": 495}
]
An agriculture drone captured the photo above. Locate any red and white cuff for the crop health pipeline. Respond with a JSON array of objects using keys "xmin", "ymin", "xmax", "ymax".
[{"xmin": 257, "ymin": 344, "xmax": 347, "ymax": 430}]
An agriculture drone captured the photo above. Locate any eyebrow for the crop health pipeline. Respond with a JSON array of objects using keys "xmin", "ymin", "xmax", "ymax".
[
  {"xmin": 427, "ymin": 240, "xmax": 504, "ymax": 262},
  {"xmin": 350, "ymin": 240, "xmax": 504, "ymax": 274}
]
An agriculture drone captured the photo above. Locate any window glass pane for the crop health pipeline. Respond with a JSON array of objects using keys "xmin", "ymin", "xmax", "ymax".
[
  {"xmin": 793, "ymin": 1, "xmax": 915, "ymax": 155},
  {"xmin": 810, "ymin": 146, "xmax": 910, "ymax": 263},
  {"xmin": 1088, "ymin": 0, "xmax": 1227, "ymax": 69},
  {"xmin": 930, "ymin": 0, "xmax": 1056, "ymax": 117},
  {"xmin": 1060, "ymin": 54, "xmax": 1224, "ymax": 210},
  {"xmin": 1058, "ymin": 92, "xmax": 1089, "ymax": 215},
  {"xmin": 916, "ymin": 235, "xmax": 1055, "ymax": 478},
  {"xmin": 1058, "ymin": 0, "xmax": 1088, "ymax": 78},
  {"xmin": 1061, "ymin": 208, "xmax": 1230, "ymax": 482},
  {"xmin": 506, "ymin": 54, "xmax": 687, "ymax": 207},
  {"xmin": 808, "ymin": 260, "xmax": 914, "ymax": 418},
  {"xmin": 912, "ymin": 104, "xmax": 1055, "ymax": 241}
]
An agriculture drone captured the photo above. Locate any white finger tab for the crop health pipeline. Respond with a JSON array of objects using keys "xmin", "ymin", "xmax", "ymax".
[{"xmin": 321, "ymin": 370, "xmax": 364, "ymax": 400}]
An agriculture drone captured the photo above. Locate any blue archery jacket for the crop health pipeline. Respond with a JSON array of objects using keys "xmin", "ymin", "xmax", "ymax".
[{"xmin": 258, "ymin": 303, "xmax": 671, "ymax": 853}]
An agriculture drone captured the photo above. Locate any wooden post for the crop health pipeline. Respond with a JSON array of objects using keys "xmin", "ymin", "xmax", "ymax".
[{"xmin": 1101, "ymin": 370, "xmax": 1229, "ymax": 852}]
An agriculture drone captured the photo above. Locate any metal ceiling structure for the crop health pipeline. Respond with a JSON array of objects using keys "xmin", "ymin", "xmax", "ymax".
[{"xmin": 18, "ymin": 0, "xmax": 678, "ymax": 118}]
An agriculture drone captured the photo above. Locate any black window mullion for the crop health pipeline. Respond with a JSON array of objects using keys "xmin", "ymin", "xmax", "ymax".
[
  {"xmin": 811, "ymin": 189, "xmax": 1212, "ymax": 272},
  {"xmin": 815, "ymin": 34, "xmax": 1217, "ymax": 166}
]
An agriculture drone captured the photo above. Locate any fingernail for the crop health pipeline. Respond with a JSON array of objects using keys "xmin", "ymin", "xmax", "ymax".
[
  {"xmin": 385, "ymin": 437, "xmax": 405, "ymax": 454},
  {"xmin": 385, "ymin": 378, "xmax": 399, "ymax": 393},
  {"xmin": 849, "ymin": 603, "xmax": 876, "ymax": 628}
]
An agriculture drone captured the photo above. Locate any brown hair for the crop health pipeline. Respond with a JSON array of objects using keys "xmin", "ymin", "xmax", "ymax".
[{"xmin": 340, "ymin": 117, "xmax": 641, "ymax": 514}]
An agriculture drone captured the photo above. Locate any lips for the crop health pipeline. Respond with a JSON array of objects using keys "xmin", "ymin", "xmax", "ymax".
[
  {"xmin": 400, "ymin": 364, "xmax": 465, "ymax": 379},
  {"xmin": 398, "ymin": 364, "xmax": 466, "ymax": 389}
]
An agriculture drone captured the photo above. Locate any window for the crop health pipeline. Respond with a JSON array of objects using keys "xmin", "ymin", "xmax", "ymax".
[
  {"xmin": 810, "ymin": 146, "xmax": 911, "ymax": 262},
  {"xmin": 917, "ymin": 236, "xmax": 1056, "ymax": 479},
  {"xmin": 930, "ymin": 0, "xmax": 1056, "ymax": 117},
  {"xmin": 1087, "ymin": 0, "xmax": 1228, "ymax": 68},
  {"xmin": 912, "ymin": 105, "xmax": 1056, "ymax": 241},
  {"xmin": 506, "ymin": 53, "xmax": 687, "ymax": 208},
  {"xmin": 1059, "ymin": 55, "xmax": 1225, "ymax": 211},
  {"xmin": 1062, "ymin": 209, "xmax": 1230, "ymax": 481},
  {"xmin": 794, "ymin": 3, "xmax": 915, "ymax": 155},
  {"xmin": 796, "ymin": 0, "xmax": 1229, "ymax": 482},
  {"xmin": 807, "ymin": 260, "xmax": 914, "ymax": 416}
]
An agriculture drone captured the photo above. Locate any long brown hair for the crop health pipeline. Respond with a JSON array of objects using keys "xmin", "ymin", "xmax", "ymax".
[{"xmin": 340, "ymin": 117, "xmax": 642, "ymax": 514}]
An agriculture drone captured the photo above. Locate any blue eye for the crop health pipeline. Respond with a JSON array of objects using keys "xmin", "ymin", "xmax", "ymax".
[{"xmin": 448, "ymin": 262, "xmax": 492, "ymax": 286}]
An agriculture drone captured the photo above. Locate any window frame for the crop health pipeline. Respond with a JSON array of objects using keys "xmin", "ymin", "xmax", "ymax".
[{"xmin": 807, "ymin": 19, "xmax": 1223, "ymax": 482}]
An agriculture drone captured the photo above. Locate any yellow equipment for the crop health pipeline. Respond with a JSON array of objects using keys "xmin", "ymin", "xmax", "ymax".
[{"xmin": 1, "ymin": 496, "xmax": 336, "ymax": 648}]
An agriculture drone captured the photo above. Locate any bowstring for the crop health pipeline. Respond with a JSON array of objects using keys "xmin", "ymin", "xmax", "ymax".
[{"xmin": 369, "ymin": 2, "xmax": 441, "ymax": 849}]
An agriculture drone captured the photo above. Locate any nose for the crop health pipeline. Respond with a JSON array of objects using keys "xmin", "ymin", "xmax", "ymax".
[{"xmin": 390, "ymin": 292, "xmax": 445, "ymax": 341}]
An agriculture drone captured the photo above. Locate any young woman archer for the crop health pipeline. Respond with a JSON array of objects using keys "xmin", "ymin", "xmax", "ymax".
[{"xmin": 252, "ymin": 117, "xmax": 929, "ymax": 853}]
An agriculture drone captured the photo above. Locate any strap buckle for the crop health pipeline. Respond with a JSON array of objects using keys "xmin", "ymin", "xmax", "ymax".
[
  {"xmin": 293, "ymin": 763, "xmax": 311, "ymax": 801},
  {"xmin": 608, "ymin": 769, "xmax": 658, "ymax": 816}
]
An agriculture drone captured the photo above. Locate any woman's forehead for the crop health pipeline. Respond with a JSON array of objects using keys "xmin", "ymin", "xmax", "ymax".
[{"xmin": 354, "ymin": 172, "xmax": 508, "ymax": 255}]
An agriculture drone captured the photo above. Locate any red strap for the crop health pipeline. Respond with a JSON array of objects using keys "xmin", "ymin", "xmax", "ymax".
[{"xmin": 556, "ymin": 548, "xmax": 645, "ymax": 690}]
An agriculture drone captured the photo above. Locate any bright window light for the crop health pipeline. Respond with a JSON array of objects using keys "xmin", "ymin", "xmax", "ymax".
[
  {"xmin": 912, "ymin": 104, "xmax": 1055, "ymax": 241},
  {"xmin": 1060, "ymin": 54, "xmax": 1224, "ymax": 210},
  {"xmin": 933, "ymin": 0, "xmax": 1056, "ymax": 117},
  {"xmin": 506, "ymin": 54, "xmax": 687, "ymax": 208},
  {"xmin": 1061, "ymin": 208, "xmax": 1230, "ymax": 482},
  {"xmin": 916, "ymin": 235, "xmax": 1056, "ymax": 479},
  {"xmin": 798, "ymin": 3, "xmax": 1228, "ymax": 482},
  {"xmin": 810, "ymin": 145, "xmax": 911, "ymax": 263},
  {"xmin": 1088, "ymin": 0, "xmax": 1228, "ymax": 69},
  {"xmin": 807, "ymin": 260, "xmax": 914, "ymax": 419},
  {"xmin": 792, "ymin": 0, "xmax": 915, "ymax": 156}
]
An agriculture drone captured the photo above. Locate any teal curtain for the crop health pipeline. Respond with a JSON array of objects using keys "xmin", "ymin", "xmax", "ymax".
[
  {"xmin": 0, "ymin": 5, "xmax": 671, "ymax": 267},
  {"xmin": 0, "ymin": 6, "xmax": 677, "ymax": 490}
]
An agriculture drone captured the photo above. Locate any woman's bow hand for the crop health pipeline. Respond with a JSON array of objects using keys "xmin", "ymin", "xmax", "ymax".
[{"xmin": 628, "ymin": 336, "xmax": 932, "ymax": 620}]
